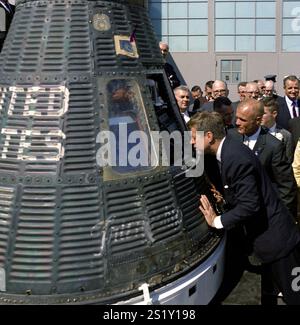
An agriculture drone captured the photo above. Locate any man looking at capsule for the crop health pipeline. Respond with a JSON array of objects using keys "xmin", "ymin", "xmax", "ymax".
[{"xmin": 188, "ymin": 111, "xmax": 300, "ymax": 305}]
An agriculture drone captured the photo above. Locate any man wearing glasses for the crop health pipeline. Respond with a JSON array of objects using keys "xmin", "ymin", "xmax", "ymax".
[{"xmin": 200, "ymin": 80, "xmax": 230, "ymax": 112}]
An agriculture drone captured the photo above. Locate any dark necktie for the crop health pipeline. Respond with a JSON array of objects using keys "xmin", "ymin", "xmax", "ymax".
[{"xmin": 292, "ymin": 101, "xmax": 298, "ymax": 118}]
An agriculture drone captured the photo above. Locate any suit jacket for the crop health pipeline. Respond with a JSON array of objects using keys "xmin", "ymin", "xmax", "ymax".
[
  {"xmin": 276, "ymin": 96, "xmax": 300, "ymax": 130},
  {"xmin": 228, "ymin": 127, "xmax": 297, "ymax": 217},
  {"xmin": 288, "ymin": 116, "xmax": 300, "ymax": 149},
  {"xmin": 220, "ymin": 135, "xmax": 300, "ymax": 263},
  {"xmin": 198, "ymin": 101, "xmax": 214, "ymax": 112},
  {"xmin": 164, "ymin": 62, "xmax": 180, "ymax": 90},
  {"xmin": 272, "ymin": 125, "xmax": 294, "ymax": 165}
]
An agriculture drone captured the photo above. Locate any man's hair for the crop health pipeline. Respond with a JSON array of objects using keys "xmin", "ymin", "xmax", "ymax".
[
  {"xmin": 213, "ymin": 96, "xmax": 232, "ymax": 111},
  {"xmin": 174, "ymin": 85, "xmax": 190, "ymax": 95},
  {"xmin": 262, "ymin": 97, "xmax": 279, "ymax": 114},
  {"xmin": 283, "ymin": 75, "xmax": 299, "ymax": 87},
  {"xmin": 187, "ymin": 111, "xmax": 226, "ymax": 139},
  {"xmin": 191, "ymin": 85, "xmax": 201, "ymax": 92},
  {"xmin": 238, "ymin": 81, "xmax": 247, "ymax": 89},
  {"xmin": 205, "ymin": 80, "xmax": 214, "ymax": 89},
  {"xmin": 159, "ymin": 41, "xmax": 169, "ymax": 49},
  {"xmin": 238, "ymin": 98, "xmax": 264, "ymax": 117},
  {"xmin": 213, "ymin": 80, "xmax": 228, "ymax": 89}
]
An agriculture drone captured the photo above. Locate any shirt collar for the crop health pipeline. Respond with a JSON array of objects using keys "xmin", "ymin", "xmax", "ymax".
[
  {"xmin": 269, "ymin": 123, "xmax": 276, "ymax": 134},
  {"xmin": 216, "ymin": 137, "xmax": 226, "ymax": 163},
  {"xmin": 247, "ymin": 126, "xmax": 261, "ymax": 141},
  {"xmin": 285, "ymin": 96, "xmax": 296, "ymax": 106}
]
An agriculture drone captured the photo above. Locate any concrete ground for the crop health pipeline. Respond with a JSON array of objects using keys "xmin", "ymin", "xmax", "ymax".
[
  {"xmin": 222, "ymin": 270, "xmax": 286, "ymax": 305},
  {"xmin": 222, "ymin": 270, "xmax": 261, "ymax": 305}
]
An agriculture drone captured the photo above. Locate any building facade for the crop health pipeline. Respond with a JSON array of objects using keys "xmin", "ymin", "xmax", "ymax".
[{"xmin": 148, "ymin": 0, "xmax": 300, "ymax": 99}]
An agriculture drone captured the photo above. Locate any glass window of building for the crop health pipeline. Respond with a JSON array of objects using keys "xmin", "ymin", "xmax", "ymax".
[
  {"xmin": 282, "ymin": 1, "xmax": 300, "ymax": 51},
  {"xmin": 220, "ymin": 59, "xmax": 242, "ymax": 83},
  {"xmin": 215, "ymin": 1, "xmax": 276, "ymax": 52},
  {"xmin": 149, "ymin": 0, "xmax": 208, "ymax": 52}
]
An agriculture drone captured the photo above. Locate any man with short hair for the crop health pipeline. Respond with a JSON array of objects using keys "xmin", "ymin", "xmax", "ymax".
[
  {"xmin": 189, "ymin": 111, "xmax": 300, "ymax": 305},
  {"xmin": 231, "ymin": 99, "xmax": 298, "ymax": 218},
  {"xmin": 261, "ymin": 98, "xmax": 293, "ymax": 164},
  {"xmin": 261, "ymin": 96, "xmax": 294, "ymax": 164},
  {"xmin": 253, "ymin": 79, "xmax": 266, "ymax": 99},
  {"xmin": 159, "ymin": 41, "xmax": 181, "ymax": 90},
  {"xmin": 201, "ymin": 80, "xmax": 229, "ymax": 112},
  {"xmin": 190, "ymin": 85, "xmax": 207, "ymax": 115},
  {"xmin": 174, "ymin": 85, "xmax": 191, "ymax": 123},
  {"xmin": 277, "ymin": 75, "xmax": 300, "ymax": 130},
  {"xmin": 245, "ymin": 82, "xmax": 260, "ymax": 100},
  {"xmin": 232, "ymin": 81, "xmax": 247, "ymax": 125},
  {"xmin": 191, "ymin": 85, "xmax": 202, "ymax": 100},
  {"xmin": 204, "ymin": 80, "xmax": 214, "ymax": 102},
  {"xmin": 264, "ymin": 80, "xmax": 278, "ymax": 99},
  {"xmin": 213, "ymin": 96, "xmax": 234, "ymax": 130}
]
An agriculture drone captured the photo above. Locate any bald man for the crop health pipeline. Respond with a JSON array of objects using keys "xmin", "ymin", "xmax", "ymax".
[{"xmin": 229, "ymin": 99, "xmax": 297, "ymax": 218}]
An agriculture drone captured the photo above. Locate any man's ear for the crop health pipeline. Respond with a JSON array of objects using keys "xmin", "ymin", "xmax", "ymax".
[
  {"xmin": 273, "ymin": 110, "xmax": 278, "ymax": 119},
  {"xmin": 206, "ymin": 131, "xmax": 214, "ymax": 144},
  {"xmin": 256, "ymin": 115, "xmax": 262, "ymax": 124}
]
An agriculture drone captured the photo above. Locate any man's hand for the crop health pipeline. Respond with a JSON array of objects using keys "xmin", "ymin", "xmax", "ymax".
[
  {"xmin": 199, "ymin": 195, "xmax": 217, "ymax": 227},
  {"xmin": 210, "ymin": 185, "xmax": 225, "ymax": 204}
]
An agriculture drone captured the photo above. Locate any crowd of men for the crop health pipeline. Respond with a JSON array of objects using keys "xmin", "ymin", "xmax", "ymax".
[
  {"xmin": 174, "ymin": 76, "xmax": 300, "ymax": 221},
  {"xmin": 159, "ymin": 41, "xmax": 300, "ymax": 305},
  {"xmin": 185, "ymin": 78, "xmax": 300, "ymax": 305}
]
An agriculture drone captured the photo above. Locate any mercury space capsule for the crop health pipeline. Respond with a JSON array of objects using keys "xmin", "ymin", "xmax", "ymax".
[{"xmin": 0, "ymin": 0, "xmax": 225, "ymax": 304}]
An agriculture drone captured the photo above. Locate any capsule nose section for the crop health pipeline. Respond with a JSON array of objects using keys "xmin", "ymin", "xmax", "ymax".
[{"xmin": 0, "ymin": 0, "xmax": 224, "ymax": 304}]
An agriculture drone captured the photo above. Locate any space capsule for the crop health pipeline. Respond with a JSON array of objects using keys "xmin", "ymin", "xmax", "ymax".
[{"xmin": 0, "ymin": 0, "xmax": 225, "ymax": 304}]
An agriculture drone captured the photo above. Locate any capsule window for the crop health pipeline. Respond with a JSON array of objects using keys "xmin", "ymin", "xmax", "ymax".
[{"xmin": 101, "ymin": 79, "xmax": 158, "ymax": 177}]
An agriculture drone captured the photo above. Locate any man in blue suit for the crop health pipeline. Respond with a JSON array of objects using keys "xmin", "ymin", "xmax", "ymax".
[{"xmin": 189, "ymin": 111, "xmax": 300, "ymax": 304}]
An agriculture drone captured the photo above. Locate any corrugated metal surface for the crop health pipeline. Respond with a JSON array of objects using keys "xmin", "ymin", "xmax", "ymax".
[
  {"xmin": 10, "ymin": 186, "xmax": 56, "ymax": 282},
  {"xmin": 0, "ymin": 0, "xmax": 222, "ymax": 304},
  {"xmin": 0, "ymin": 186, "xmax": 15, "ymax": 267},
  {"xmin": 58, "ymin": 185, "xmax": 104, "ymax": 284}
]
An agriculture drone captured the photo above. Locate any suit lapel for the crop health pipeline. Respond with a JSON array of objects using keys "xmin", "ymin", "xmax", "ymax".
[{"xmin": 253, "ymin": 128, "xmax": 267, "ymax": 156}]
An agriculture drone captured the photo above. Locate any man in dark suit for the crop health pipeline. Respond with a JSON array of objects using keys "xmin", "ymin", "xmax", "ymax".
[
  {"xmin": 289, "ymin": 116, "xmax": 300, "ymax": 149},
  {"xmin": 159, "ymin": 41, "xmax": 181, "ymax": 90},
  {"xmin": 261, "ymin": 98, "xmax": 294, "ymax": 165},
  {"xmin": 213, "ymin": 96, "xmax": 234, "ymax": 130},
  {"xmin": 229, "ymin": 99, "xmax": 297, "ymax": 218},
  {"xmin": 276, "ymin": 75, "xmax": 300, "ymax": 130},
  {"xmin": 189, "ymin": 111, "xmax": 300, "ymax": 305}
]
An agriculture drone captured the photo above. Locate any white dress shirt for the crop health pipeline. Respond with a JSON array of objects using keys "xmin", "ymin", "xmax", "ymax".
[
  {"xmin": 181, "ymin": 110, "xmax": 190, "ymax": 123},
  {"xmin": 268, "ymin": 123, "xmax": 284, "ymax": 141},
  {"xmin": 243, "ymin": 127, "xmax": 261, "ymax": 150},
  {"xmin": 285, "ymin": 96, "xmax": 299, "ymax": 118},
  {"xmin": 212, "ymin": 138, "xmax": 226, "ymax": 229}
]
